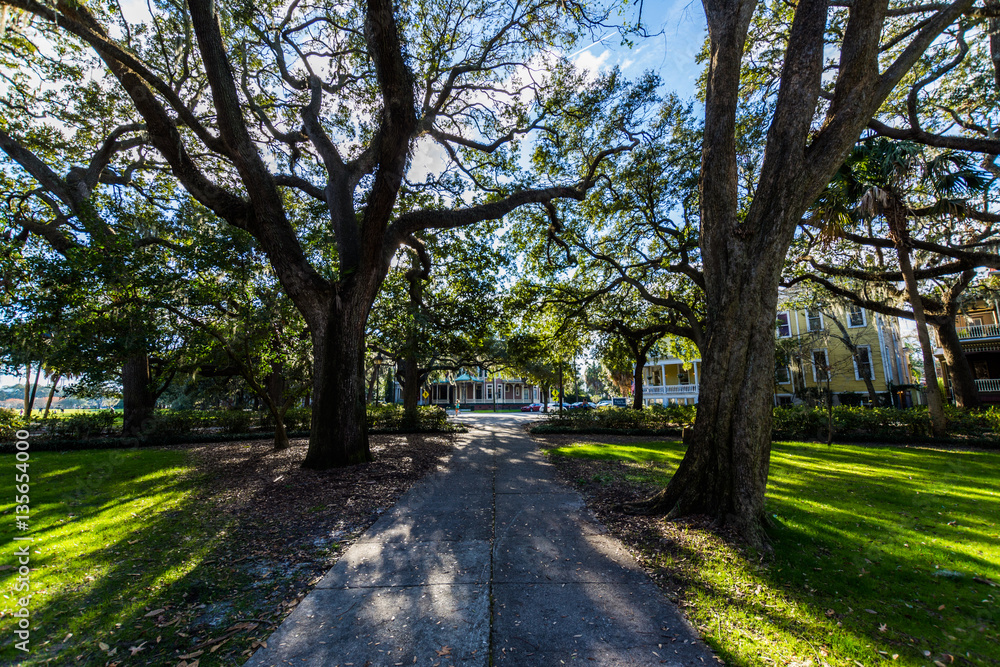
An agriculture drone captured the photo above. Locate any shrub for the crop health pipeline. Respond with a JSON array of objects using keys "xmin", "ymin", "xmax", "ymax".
[
  {"xmin": 367, "ymin": 404, "xmax": 453, "ymax": 431},
  {"xmin": 215, "ymin": 409, "xmax": 255, "ymax": 433},
  {"xmin": 42, "ymin": 411, "xmax": 117, "ymax": 439},
  {"xmin": 837, "ymin": 391, "xmax": 863, "ymax": 407},
  {"xmin": 771, "ymin": 406, "xmax": 827, "ymax": 440},
  {"xmin": 0, "ymin": 409, "xmax": 26, "ymax": 440},
  {"xmin": 282, "ymin": 407, "xmax": 312, "ymax": 431},
  {"xmin": 534, "ymin": 405, "xmax": 693, "ymax": 434},
  {"xmin": 141, "ymin": 411, "xmax": 204, "ymax": 437}
]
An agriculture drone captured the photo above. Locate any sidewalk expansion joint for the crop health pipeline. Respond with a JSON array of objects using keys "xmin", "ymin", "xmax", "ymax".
[{"xmin": 487, "ymin": 425, "xmax": 498, "ymax": 666}]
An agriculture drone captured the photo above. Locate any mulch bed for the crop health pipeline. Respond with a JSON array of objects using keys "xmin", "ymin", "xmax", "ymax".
[
  {"xmin": 186, "ymin": 433, "xmax": 454, "ymax": 562},
  {"xmin": 148, "ymin": 433, "xmax": 456, "ymax": 665}
]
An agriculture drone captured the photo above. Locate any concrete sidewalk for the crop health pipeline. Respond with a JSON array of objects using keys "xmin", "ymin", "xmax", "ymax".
[{"xmin": 244, "ymin": 414, "xmax": 715, "ymax": 666}]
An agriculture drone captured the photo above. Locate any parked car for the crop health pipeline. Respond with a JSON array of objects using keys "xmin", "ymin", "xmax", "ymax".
[
  {"xmin": 571, "ymin": 402, "xmax": 598, "ymax": 409},
  {"xmin": 595, "ymin": 400, "xmax": 612, "ymax": 407},
  {"xmin": 544, "ymin": 402, "xmax": 572, "ymax": 412},
  {"xmin": 520, "ymin": 403, "xmax": 544, "ymax": 412}
]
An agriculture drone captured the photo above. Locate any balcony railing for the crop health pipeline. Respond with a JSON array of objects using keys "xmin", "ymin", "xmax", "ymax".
[
  {"xmin": 644, "ymin": 383, "xmax": 699, "ymax": 395},
  {"xmin": 957, "ymin": 324, "xmax": 1000, "ymax": 340},
  {"xmin": 975, "ymin": 378, "xmax": 1000, "ymax": 393}
]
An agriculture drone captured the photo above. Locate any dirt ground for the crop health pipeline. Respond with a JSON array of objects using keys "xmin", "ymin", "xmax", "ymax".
[{"xmin": 140, "ymin": 433, "xmax": 456, "ymax": 665}]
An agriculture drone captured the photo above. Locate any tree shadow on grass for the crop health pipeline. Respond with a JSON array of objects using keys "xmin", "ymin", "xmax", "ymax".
[{"xmin": 542, "ymin": 436, "xmax": 1000, "ymax": 666}]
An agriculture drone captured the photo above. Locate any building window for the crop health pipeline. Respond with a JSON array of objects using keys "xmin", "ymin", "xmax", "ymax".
[
  {"xmin": 486, "ymin": 384, "xmax": 493, "ymax": 401},
  {"xmin": 848, "ymin": 305, "xmax": 866, "ymax": 327},
  {"xmin": 776, "ymin": 395, "xmax": 793, "ymax": 406},
  {"xmin": 515, "ymin": 385, "xmax": 521, "ymax": 399},
  {"xmin": 678, "ymin": 370, "xmax": 690, "ymax": 385},
  {"xmin": 812, "ymin": 349, "xmax": 829, "ymax": 382},
  {"xmin": 475, "ymin": 384, "xmax": 483, "ymax": 400},
  {"xmin": 775, "ymin": 364, "xmax": 791, "ymax": 384},
  {"xmin": 806, "ymin": 308, "xmax": 824, "ymax": 332},
  {"xmin": 776, "ymin": 312, "xmax": 791, "ymax": 337},
  {"xmin": 854, "ymin": 346, "xmax": 873, "ymax": 380}
]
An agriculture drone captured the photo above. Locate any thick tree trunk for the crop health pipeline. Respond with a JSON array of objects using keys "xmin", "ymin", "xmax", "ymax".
[
  {"xmin": 272, "ymin": 413, "xmax": 290, "ymax": 450},
  {"xmin": 122, "ymin": 353, "xmax": 156, "ymax": 436},
  {"xmin": 400, "ymin": 359, "xmax": 423, "ymax": 425},
  {"xmin": 303, "ymin": 298, "xmax": 373, "ymax": 469},
  {"xmin": 639, "ymin": 292, "xmax": 778, "ymax": 548},
  {"xmin": 632, "ymin": 352, "xmax": 646, "ymax": 410},
  {"xmin": 42, "ymin": 374, "xmax": 61, "ymax": 418},
  {"xmin": 936, "ymin": 320, "xmax": 980, "ymax": 409},
  {"xmin": 266, "ymin": 368, "xmax": 286, "ymax": 409}
]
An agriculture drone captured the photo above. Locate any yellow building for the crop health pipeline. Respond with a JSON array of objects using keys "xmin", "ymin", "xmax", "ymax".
[{"xmin": 641, "ymin": 303, "xmax": 916, "ymax": 407}]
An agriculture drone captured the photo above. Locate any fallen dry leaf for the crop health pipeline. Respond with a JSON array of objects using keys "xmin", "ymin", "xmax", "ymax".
[
  {"xmin": 98, "ymin": 642, "xmax": 109, "ymax": 652},
  {"xmin": 144, "ymin": 608, "xmax": 166, "ymax": 617},
  {"xmin": 436, "ymin": 646, "xmax": 452, "ymax": 657},
  {"xmin": 177, "ymin": 650, "xmax": 204, "ymax": 660}
]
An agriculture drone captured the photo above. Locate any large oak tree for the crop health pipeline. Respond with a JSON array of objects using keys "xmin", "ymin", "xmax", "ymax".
[
  {"xmin": 1, "ymin": 0, "xmax": 649, "ymax": 467},
  {"xmin": 637, "ymin": 0, "xmax": 997, "ymax": 546}
]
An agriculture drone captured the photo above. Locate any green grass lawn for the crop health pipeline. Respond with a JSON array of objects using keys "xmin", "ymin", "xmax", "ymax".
[
  {"xmin": 0, "ymin": 448, "xmax": 279, "ymax": 665},
  {"xmin": 547, "ymin": 440, "xmax": 1000, "ymax": 666}
]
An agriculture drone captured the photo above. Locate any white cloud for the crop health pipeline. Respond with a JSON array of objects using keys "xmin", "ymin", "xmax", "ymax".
[
  {"xmin": 407, "ymin": 137, "xmax": 448, "ymax": 181},
  {"xmin": 573, "ymin": 48, "xmax": 611, "ymax": 82}
]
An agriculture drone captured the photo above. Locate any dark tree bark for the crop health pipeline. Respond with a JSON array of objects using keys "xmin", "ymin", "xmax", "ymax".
[
  {"xmin": 399, "ymin": 359, "xmax": 424, "ymax": 424},
  {"xmin": 6, "ymin": 0, "xmax": 622, "ymax": 470},
  {"xmin": 936, "ymin": 318, "xmax": 980, "ymax": 409},
  {"xmin": 887, "ymin": 198, "xmax": 947, "ymax": 435},
  {"xmin": 400, "ymin": 239, "xmax": 430, "ymax": 425},
  {"xmin": 122, "ymin": 352, "xmax": 156, "ymax": 436},
  {"xmin": 26, "ymin": 365, "xmax": 41, "ymax": 418},
  {"xmin": 304, "ymin": 293, "xmax": 375, "ymax": 468},
  {"xmin": 631, "ymin": 349, "xmax": 647, "ymax": 411}
]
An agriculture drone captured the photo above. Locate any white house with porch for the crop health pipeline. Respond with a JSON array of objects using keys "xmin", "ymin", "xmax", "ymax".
[
  {"xmin": 422, "ymin": 368, "xmax": 541, "ymax": 409},
  {"xmin": 640, "ymin": 356, "xmax": 701, "ymax": 406}
]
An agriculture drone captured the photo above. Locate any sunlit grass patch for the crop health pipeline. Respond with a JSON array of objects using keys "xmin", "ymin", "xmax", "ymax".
[
  {"xmin": 547, "ymin": 439, "xmax": 1000, "ymax": 666},
  {"xmin": 0, "ymin": 448, "xmax": 265, "ymax": 665}
]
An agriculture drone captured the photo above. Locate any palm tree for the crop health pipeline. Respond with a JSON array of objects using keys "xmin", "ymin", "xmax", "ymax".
[{"xmin": 813, "ymin": 137, "xmax": 990, "ymax": 436}]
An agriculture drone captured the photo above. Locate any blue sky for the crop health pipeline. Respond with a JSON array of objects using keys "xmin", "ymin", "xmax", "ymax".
[{"xmin": 582, "ymin": 0, "xmax": 706, "ymax": 99}]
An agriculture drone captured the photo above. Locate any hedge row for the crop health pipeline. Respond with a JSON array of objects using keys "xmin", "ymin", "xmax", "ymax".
[
  {"xmin": 532, "ymin": 404, "xmax": 695, "ymax": 434},
  {"xmin": 530, "ymin": 404, "xmax": 1000, "ymax": 446},
  {"xmin": 772, "ymin": 405, "xmax": 1000, "ymax": 444},
  {"xmin": 0, "ymin": 404, "xmax": 460, "ymax": 451}
]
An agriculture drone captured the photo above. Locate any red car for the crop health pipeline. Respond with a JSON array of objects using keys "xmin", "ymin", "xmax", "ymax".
[{"xmin": 520, "ymin": 403, "xmax": 544, "ymax": 412}]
